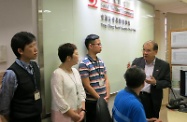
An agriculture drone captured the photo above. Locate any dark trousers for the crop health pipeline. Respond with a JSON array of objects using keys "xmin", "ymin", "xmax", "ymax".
[
  {"xmin": 10, "ymin": 115, "xmax": 41, "ymax": 122},
  {"xmin": 85, "ymin": 100, "xmax": 97, "ymax": 122},
  {"xmin": 139, "ymin": 92, "xmax": 159, "ymax": 119}
]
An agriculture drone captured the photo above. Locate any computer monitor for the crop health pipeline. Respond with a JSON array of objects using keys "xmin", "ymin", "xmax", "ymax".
[{"xmin": 180, "ymin": 70, "xmax": 187, "ymax": 97}]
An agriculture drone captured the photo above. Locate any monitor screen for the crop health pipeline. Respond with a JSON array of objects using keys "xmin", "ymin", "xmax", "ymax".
[{"xmin": 180, "ymin": 70, "xmax": 187, "ymax": 97}]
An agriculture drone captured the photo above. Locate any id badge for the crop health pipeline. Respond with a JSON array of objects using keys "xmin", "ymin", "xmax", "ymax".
[
  {"xmin": 98, "ymin": 80, "xmax": 105, "ymax": 86},
  {"xmin": 34, "ymin": 90, "xmax": 40, "ymax": 101}
]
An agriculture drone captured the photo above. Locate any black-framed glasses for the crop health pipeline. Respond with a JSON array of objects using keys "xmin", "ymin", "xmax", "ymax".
[{"xmin": 91, "ymin": 43, "xmax": 102, "ymax": 46}]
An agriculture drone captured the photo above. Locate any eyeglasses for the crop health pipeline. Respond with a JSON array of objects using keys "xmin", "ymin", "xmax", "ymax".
[{"xmin": 91, "ymin": 43, "xmax": 102, "ymax": 46}]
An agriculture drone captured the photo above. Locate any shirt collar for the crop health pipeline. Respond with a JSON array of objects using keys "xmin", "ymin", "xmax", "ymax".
[
  {"xmin": 145, "ymin": 57, "xmax": 156, "ymax": 65},
  {"xmin": 16, "ymin": 59, "xmax": 31, "ymax": 69},
  {"xmin": 86, "ymin": 54, "xmax": 99, "ymax": 62}
]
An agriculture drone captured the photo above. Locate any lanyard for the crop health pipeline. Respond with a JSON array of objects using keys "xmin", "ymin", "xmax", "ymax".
[
  {"xmin": 67, "ymin": 70, "xmax": 79, "ymax": 95},
  {"xmin": 29, "ymin": 64, "xmax": 38, "ymax": 90},
  {"xmin": 64, "ymin": 68, "xmax": 80, "ymax": 109},
  {"xmin": 88, "ymin": 58, "xmax": 101, "ymax": 77}
]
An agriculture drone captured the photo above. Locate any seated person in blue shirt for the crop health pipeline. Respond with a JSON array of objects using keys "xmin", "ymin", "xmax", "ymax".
[
  {"xmin": 112, "ymin": 67, "xmax": 162, "ymax": 122},
  {"xmin": 0, "ymin": 32, "xmax": 42, "ymax": 122}
]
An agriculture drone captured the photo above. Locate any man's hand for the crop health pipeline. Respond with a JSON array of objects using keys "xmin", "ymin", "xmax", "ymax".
[
  {"xmin": 104, "ymin": 94, "xmax": 110, "ymax": 102},
  {"xmin": 145, "ymin": 76, "xmax": 156, "ymax": 85},
  {"xmin": 147, "ymin": 117, "xmax": 162, "ymax": 122},
  {"xmin": 154, "ymin": 119, "xmax": 162, "ymax": 122},
  {"xmin": 127, "ymin": 62, "xmax": 131, "ymax": 68},
  {"xmin": 0, "ymin": 115, "xmax": 8, "ymax": 122},
  {"xmin": 127, "ymin": 62, "xmax": 137, "ymax": 69}
]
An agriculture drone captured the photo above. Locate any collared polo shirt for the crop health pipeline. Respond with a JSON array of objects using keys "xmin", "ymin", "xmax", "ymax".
[{"xmin": 78, "ymin": 54, "xmax": 107, "ymax": 101}]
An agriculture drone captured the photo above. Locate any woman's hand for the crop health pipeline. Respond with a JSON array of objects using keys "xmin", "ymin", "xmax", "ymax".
[{"xmin": 76, "ymin": 111, "xmax": 85, "ymax": 122}]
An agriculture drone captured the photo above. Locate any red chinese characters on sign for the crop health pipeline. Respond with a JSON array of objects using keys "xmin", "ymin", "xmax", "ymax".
[
  {"xmin": 88, "ymin": 0, "xmax": 134, "ymax": 18},
  {"xmin": 100, "ymin": 0, "xmax": 134, "ymax": 18},
  {"xmin": 88, "ymin": 0, "xmax": 98, "ymax": 8}
]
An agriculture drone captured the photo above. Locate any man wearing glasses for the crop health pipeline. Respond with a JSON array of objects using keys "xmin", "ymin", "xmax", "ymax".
[
  {"xmin": 128, "ymin": 41, "xmax": 171, "ymax": 120},
  {"xmin": 79, "ymin": 34, "xmax": 110, "ymax": 122}
]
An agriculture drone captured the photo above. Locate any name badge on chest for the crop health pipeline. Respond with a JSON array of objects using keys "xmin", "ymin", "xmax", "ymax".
[
  {"xmin": 98, "ymin": 80, "xmax": 105, "ymax": 87},
  {"xmin": 34, "ymin": 90, "xmax": 41, "ymax": 101}
]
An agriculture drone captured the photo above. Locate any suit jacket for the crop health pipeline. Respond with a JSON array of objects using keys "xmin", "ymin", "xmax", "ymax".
[{"xmin": 132, "ymin": 57, "xmax": 171, "ymax": 111}]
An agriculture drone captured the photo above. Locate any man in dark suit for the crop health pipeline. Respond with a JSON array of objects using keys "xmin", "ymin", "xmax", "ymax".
[{"xmin": 128, "ymin": 41, "xmax": 171, "ymax": 119}]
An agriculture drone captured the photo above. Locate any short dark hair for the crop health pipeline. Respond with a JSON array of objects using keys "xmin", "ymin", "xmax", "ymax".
[
  {"xmin": 85, "ymin": 34, "xmax": 99, "ymax": 49},
  {"xmin": 124, "ymin": 67, "xmax": 146, "ymax": 89},
  {"xmin": 11, "ymin": 31, "xmax": 36, "ymax": 58},
  {"xmin": 144, "ymin": 40, "xmax": 158, "ymax": 51},
  {"xmin": 58, "ymin": 43, "xmax": 77, "ymax": 63}
]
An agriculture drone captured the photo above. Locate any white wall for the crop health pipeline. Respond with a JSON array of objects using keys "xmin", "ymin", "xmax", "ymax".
[
  {"xmin": 0, "ymin": 0, "xmax": 37, "ymax": 72},
  {"xmin": 154, "ymin": 10, "xmax": 166, "ymax": 59},
  {"xmin": 0, "ymin": 0, "xmax": 155, "ymax": 115},
  {"xmin": 40, "ymin": 0, "xmax": 154, "ymax": 113}
]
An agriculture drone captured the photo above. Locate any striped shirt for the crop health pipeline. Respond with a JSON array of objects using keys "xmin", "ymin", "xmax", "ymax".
[{"xmin": 78, "ymin": 54, "xmax": 107, "ymax": 101}]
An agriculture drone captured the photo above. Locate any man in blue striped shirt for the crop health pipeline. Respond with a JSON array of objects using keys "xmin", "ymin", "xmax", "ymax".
[{"xmin": 79, "ymin": 34, "xmax": 110, "ymax": 122}]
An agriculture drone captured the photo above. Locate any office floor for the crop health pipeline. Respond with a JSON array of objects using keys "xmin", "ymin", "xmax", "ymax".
[
  {"xmin": 42, "ymin": 95, "xmax": 187, "ymax": 122},
  {"xmin": 160, "ymin": 105, "xmax": 167, "ymax": 122}
]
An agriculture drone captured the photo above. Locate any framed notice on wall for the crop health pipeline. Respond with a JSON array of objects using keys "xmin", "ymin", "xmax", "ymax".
[
  {"xmin": 168, "ymin": 29, "xmax": 187, "ymax": 88},
  {"xmin": 171, "ymin": 31, "xmax": 187, "ymax": 48},
  {"xmin": 171, "ymin": 49, "xmax": 187, "ymax": 64}
]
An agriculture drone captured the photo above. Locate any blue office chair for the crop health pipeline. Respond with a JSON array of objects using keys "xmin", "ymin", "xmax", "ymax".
[{"xmin": 95, "ymin": 97, "xmax": 113, "ymax": 122}]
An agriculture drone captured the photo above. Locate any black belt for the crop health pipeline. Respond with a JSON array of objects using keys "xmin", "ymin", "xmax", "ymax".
[{"xmin": 140, "ymin": 91, "xmax": 151, "ymax": 95}]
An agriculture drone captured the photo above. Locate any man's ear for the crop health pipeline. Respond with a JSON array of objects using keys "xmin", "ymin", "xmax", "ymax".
[
  {"xmin": 154, "ymin": 50, "xmax": 158, "ymax": 55},
  {"xmin": 89, "ymin": 44, "xmax": 93, "ymax": 49},
  {"xmin": 18, "ymin": 48, "xmax": 23, "ymax": 55}
]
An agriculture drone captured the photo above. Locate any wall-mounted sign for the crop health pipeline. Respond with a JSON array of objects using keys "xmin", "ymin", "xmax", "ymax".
[
  {"xmin": 100, "ymin": 0, "xmax": 134, "ymax": 18},
  {"xmin": 88, "ymin": 0, "xmax": 136, "ymax": 32},
  {"xmin": 88, "ymin": 0, "xmax": 98, "ymax": 8},
  {"xmin": 100, "ymin": 14, "xmax": 136, "ymax": 32},
  {"xmin": 88, "ymin": 0, "xmax": 134, "ymax": 18}
]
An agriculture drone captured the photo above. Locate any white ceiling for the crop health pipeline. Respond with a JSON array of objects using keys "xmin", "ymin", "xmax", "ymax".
[{"xmin": 143, "ymin": 0, "xmax": 187, "ymax": 14}]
